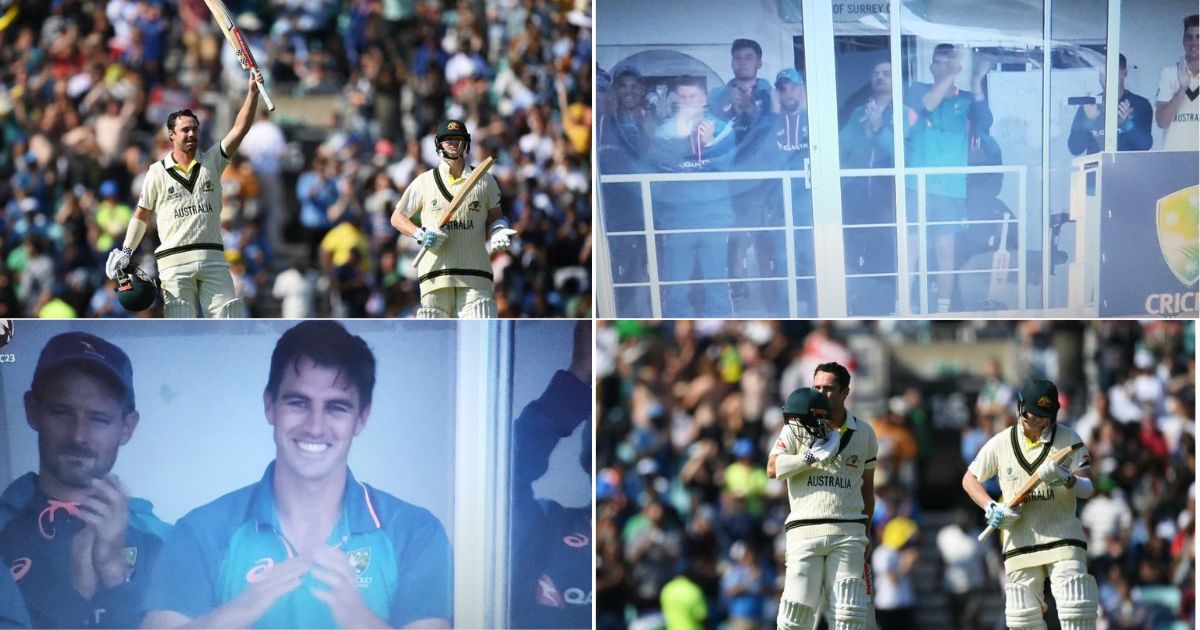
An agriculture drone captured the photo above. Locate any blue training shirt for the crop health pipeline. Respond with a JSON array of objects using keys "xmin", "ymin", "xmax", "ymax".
[
  {"xmin": 143, "ymin": 462, "xmax": 452, "ymax": 629},
  {"xmin": 0, "ymin": 473, "xmax": 170, "ymax": 629},
  {"xmin": 0, "ymin": 554, "xmax": 30, "ymax": 629}
]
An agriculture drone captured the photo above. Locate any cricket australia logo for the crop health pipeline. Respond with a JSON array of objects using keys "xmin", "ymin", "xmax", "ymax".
[
  {"xmin": 1005, "ymin": 466, "xmax": 1017, "ymax": 481},
  {"xmin": 202, "ymin": 180, "xmax": 214, "ymax": 193},
  {"xmin": 0, "ymin": 319, "xmax": 12, "ymax": 349},
  {"xmin": 845, "ymin": 454, "xmax": 860, "ymax": 469},
  {"xmin": 468, "ymin": 200, "xmax": 482, "ymax": 213},
  {"xmin": 1037, "ymin": 396, "xmax": 1053, "ymax": 408},
  {"xmin": 1156, "ymin": 185, "xmax": 1198, "ymax": 286},
  {"xmin": 347, "ymin": 548, "xmax": 372, "ymax": 588}
]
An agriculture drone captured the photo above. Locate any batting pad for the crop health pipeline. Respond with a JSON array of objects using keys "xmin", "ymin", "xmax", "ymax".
[
  {"xmin": 830, "ymin": 576, "xmax": 870, "ymax": 630},
  {"xmin": 1004, "ymin": 583, "xmax": 1047, "ymax": 630},
  {"xmin": 1053, "ymin": 573, "xmax": 1098, "ymax": 629},
  {"xmin": 776, "ymin": 598, "xmax": 816, "ymax": 630}
]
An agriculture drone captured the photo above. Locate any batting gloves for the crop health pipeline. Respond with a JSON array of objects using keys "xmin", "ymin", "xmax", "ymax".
[
  {"xmin": 1037, "ymin": 460, "xmax": 1072, "ymax": 487},
  {"xmin": 414, "ymin": 226, "xmax": 448, "ymax": 251},
  {"xmin": 105, "ymin": 247, "xmax": 133, "ymax": 280},
  {"xmin": 804, "ymin": 432, "xmax": 840, "ymax": 465},
  {"xmin": 487, "ymin": 228, "xmax": 518, "ymax": 254},
  {"xmin": 985, "ymin": 501, "xmax": 1022, "ymax": 530}
]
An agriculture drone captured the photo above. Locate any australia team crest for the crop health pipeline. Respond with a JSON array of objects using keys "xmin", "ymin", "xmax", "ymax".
[{"xmin": 1156, "ymin": 184, "xmax": 1199, "ymax": 286}]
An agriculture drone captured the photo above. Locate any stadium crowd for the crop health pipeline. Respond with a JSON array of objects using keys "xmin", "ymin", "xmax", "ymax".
[
  {"xmin": 596, "ymin": 320, "xmax": 1195, "ymax": 629},
  {"xmin": 0, "ymin": 0, "xmax": 591, "ymax": 317}
]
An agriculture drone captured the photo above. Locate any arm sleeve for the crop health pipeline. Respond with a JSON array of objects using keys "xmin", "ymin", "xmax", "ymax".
[
  {"xmin": 770, "ymin": 426, "xmax": 797, "ymax": 456},
  {"xmin": 970, "ymin": 96, "xmax": 994, "ymax": 133},
  {"xmin": 0, "ymin": 563, "xmax": 29, "ymax": 629},
  {"xmin": 211, "ymin": 143, "xmax": 232, "ymax": 172},
  {"xmin": 388, "ymin": 516, "xmax": 453, "ymax": 628},
  {"xmin": 137, "ymin": 169, "xmax": 160, "ymax": 212},
  {"xmin": 1124, "ymin": 96, "xmax": 1154, "ymax": 150},
  {"xmin": 511, "ymin": 371, "xmax": 590, "ymax": 515},
  {"xmin": 864, "ymin": 427, "xmax": 878, "ymax": 470},
  {"xmin": 905, "ymin": 83, "xmax": 931, "ymax": 116},
  {"xmin": 395, "ymin": 182, "xmax": 420, "ymax": 221},
  {"xmin": 484, "ymin": 174, "xmax": 502, "ymax": 210},
  {"xmin": 1067, "ymin": 107, "xmax": 1096, "ymax": 156},
  {"xmin": 141, "ymin": 520, "xmax": 219, "ymax": 621},
  {"xmin": 967, "ymin": 436, "xmax": 998, "ymax": 482}
]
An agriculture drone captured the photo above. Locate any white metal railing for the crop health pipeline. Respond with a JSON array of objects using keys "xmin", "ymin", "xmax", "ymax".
[{"xmin": 599, "ymin": 163, "xmax": 1029, "ymax": 317}]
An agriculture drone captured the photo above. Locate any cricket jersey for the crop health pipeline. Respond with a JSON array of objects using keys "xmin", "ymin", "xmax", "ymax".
[
  {"xmin": 770, "ymin": 414, "xmax": 878, "ymax": 539},
  {"xmin": 0, "ymin": 473, "xmax": 170, "ymax": 629},
  {"xmin": 510, "ymin": 370, "xmax": 591, "ymax": 629},
  {"xmin": 396, "ymin": 162, "xmax": 502, "ymax": 294},
  {"xmin": 1156, "ymin": 65, "xmax": 1200, "ymax": 151},
  {"xmin": 0, "ymin": 553, "xmax": 30, "ymax": 629},
  {"xmin": 738, "ymin": 110, "xmax": 810, "ymax": 171},
  {"xmin": 968, "ymin": 423, "xmax": 1090, "ymax": 572},
  {"xmin": 137, "ymin": 143, "xmax": 230, "ymax": 270},
  {"xmin": 142, "ymin": 462, "xmax": 452, "ymax": 629},
  {"xmin": 904, "ymin": 83, "xmax": 993, "ymax": 199}
]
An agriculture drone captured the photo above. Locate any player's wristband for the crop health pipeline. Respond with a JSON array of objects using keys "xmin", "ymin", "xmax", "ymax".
[
  {"xmin": 123, "ymin": 218, "xmax": 147, "ymax": 251},
  {"xmin": 1067, "ymin": 475, "xmax": 1093, "ymax": 498},
  {"xmin": 773, "ymin": 452, "xmax": 812, "ymax": 479},
  {"xmin": 488, "ymin": 217, "xmax": 510, "ymax": 236}
]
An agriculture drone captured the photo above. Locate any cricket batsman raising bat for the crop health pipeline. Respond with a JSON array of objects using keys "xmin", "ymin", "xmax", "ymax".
[
  {"xmin": 104, "ymin": 70, "xmax": 263, "ymax": 317},
  {"xmin": 390, "ymin": 119, "xmax": 516, "ymax": 318},
  {"xmin": 962, "ymin": 379, "xmax": 1099, "ymax": 630}
]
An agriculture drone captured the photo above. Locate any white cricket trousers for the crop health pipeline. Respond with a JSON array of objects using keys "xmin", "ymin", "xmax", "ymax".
[
  {"xmin": 159, "ymin": 260, "xmax": 243, "ymax": 318},
  {"xmin": 418, "ymin": 286, "xmax": 496, "ymax": 318},
  {"xmin": 779, "ymin": 530, "xmax": 871, "ymax": 630}
]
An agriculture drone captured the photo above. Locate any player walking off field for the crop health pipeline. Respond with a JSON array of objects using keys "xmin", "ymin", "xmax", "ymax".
[
  {"xmin": 105, "ymin": 70, "xmax": 263, "ymax": 318},
  {"xmin": 767, "ymin": 361, "xmax": 878, "ymax": 630},
  {"xmin": 962, "ymin": 379, "xmax": 1098, "ymax": 630},
  {"xmin": 390, "ymin": 119, "xmax": 516, "ymax": 318}
]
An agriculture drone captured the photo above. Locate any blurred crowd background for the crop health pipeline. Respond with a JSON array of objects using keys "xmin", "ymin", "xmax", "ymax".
[
  {"xmin": 596, "ymin": 320, "xmax": 1195, "ymax": 630},
  {"xmin": 0, "ymin": 0, "xmax": 592, "ymax": 318}
]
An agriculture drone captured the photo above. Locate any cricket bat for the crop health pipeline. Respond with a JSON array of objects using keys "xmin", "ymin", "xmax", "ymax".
[
  {"xmin": 202, "ymin": 0, "xmax": 275, "ymax": 111},
  {"xmin": 413, "ymin": 156, "xmax": 496, "ymax": 267},
  {"xmin": 978, "ymin": 443, "xmax": 1081, "ymax": 542},
  {"xmin": 987, "ymin": 211, "xmax": 1011, "ymax": 305}
]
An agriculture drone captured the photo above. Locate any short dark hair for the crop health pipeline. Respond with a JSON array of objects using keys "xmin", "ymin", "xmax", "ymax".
[
  {"xmin": 1118, "ymin": 53, "xmax": 1127, "ymax": 69},
  {"xmin": 166, "ymin": 109, "xmax": 199, "ymax": 132},
  {"xmin": 674, "ymin": 75, "xmax": 706, "ymax": 91},
  {"xmin": 1186, "ymin": 14, "xmax": 1198, "ymax": 32},
  {"xmin": 933, "ymin": 43, "xmax": 957, "ymax": 57},
  {"xmin": 731, "ymin": 38, "xmax": 762, "ymax": 59},
  {"xmin": 615, "ymin": 68, "xmax": 642, "ymax": 84},
  {"xmin": 814, "ymin": 362, "xmax": 851, "ymax": 391},
  {"xmin": 266, "ymin": 321, "xmax": 377, "ymax": 409}
]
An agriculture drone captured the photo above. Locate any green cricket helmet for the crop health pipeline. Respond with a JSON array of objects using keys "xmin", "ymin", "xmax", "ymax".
[
  {"xmin": 782, "ymin": 387, "xmax": 833, "ymax": 440},
  {"xmin": 114, "ymin": 266, "xmax": 158, "ymax": 312}
]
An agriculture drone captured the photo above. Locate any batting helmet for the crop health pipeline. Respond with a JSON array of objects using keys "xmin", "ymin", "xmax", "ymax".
[
  {"xmin": 1017, "ymin": 379, "xmax": 1060, "ymax": 422},
  {"xmin": 783, "ymin": 387, "xmax": 832, "ymax": 441},
  {"xmin": 114, "ymin": 267, "xmax": 158, "ymax": 312},
  {"xmin": 435, "ymin": 119, "xmax": 471, "ymax": 158}
]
